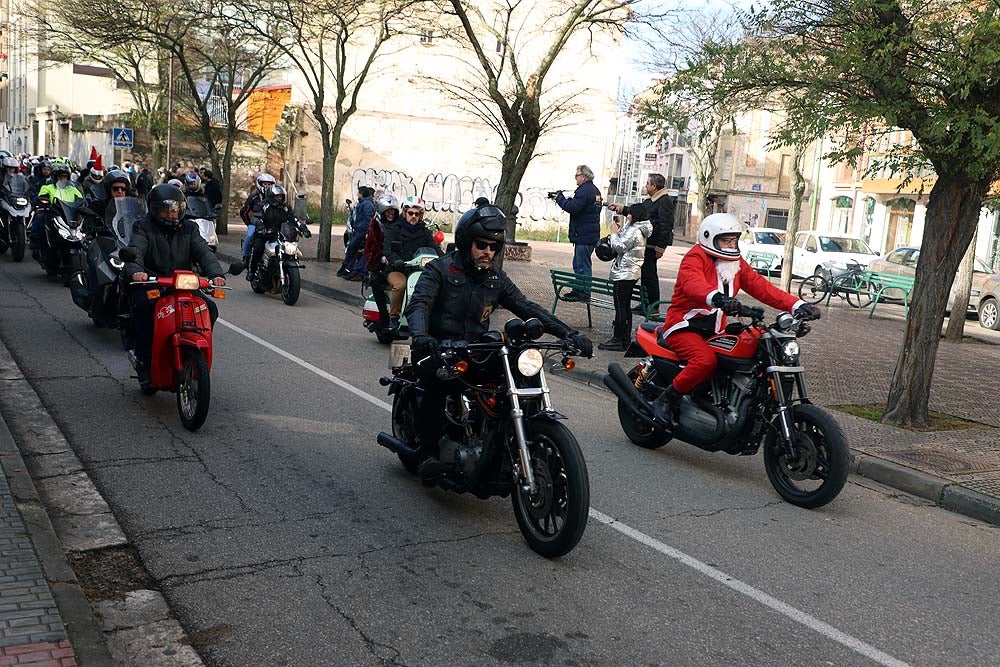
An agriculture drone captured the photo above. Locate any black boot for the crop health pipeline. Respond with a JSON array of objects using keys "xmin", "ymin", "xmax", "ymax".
[
  {"xmin": 599, "ymin": 318, "xmax": 627, "ymax": 351},
  {"xmin": 653, "ymin": 385, "xmax": 683, "ymax": 424}
]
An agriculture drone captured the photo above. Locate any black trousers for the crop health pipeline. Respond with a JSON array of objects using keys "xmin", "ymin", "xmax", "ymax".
[
  {"xmin": 370, "ymin": 271, "xmax": 389, "ymax": 321},
  {"xmin": 128, "ymin": 285, "xmax": 218, "ymax": 364},
  {"xmin": 613, "ymin": 279, "xmax": 636, "ymax": 343},
  {"xmin": 640, "ymin": 247, "xmax": 660, "ymax": 306}
]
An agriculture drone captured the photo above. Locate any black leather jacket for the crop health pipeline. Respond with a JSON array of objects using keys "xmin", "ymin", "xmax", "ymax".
[
  {"xmin": 123, "ymin": 217, "xmax": 224, "ymax": 281},
  {"xmin": 405, "ymin": 251, "xmax": 575, "ymax": 342}
]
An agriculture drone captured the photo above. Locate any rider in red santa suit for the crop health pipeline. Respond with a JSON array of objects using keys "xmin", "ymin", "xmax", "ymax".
[{"xmin": 658, "ymin": 213, "xmax": 821, "ymax": 413}]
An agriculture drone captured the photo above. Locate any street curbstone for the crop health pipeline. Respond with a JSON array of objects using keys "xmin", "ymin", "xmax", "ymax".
[
  {"xmin": 940, "ymin": 485, "xmax": 1000, "ymax": 527},
  {"xmin": 853, "ymin": 455, "xmax": 947, "ymax": 503}
]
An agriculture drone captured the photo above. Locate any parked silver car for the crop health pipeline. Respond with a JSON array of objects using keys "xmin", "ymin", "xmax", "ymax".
[
  {"xmin": 866, "ymin": 246, "xmax": 994, "ymax": 315},
  {"xmin": 977, "ymin": 273, "xmax": 1000, "ymax": 330}
]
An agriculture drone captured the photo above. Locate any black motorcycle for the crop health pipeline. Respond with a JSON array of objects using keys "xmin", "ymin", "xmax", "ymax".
[
  {"xmin": 69, "ymin": 197, "xmax": 145, "ymax": 327},
  {"xmin": 376, "ymin": 318, "xmax": 590, "ymax": 558},
  {"xmin": 0, "ymin": 173, "xmax": 31, "ymax": 263},
  {"xmin": 33, "ymin": 197, "xmax": 96, "ymax": 285},
  {"xmin": 604, "ymin": 306, "xmax": 849, "ymax": 509},
  {"xmin": 248, "ymin": 215, "xmax": 312, "ymax": 306}
]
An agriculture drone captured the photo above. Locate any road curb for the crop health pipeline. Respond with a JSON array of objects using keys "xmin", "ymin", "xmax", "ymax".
[
  {"xmin": 0, "ymin": 340, "xmax": 206, "ymax": 666},
  {"xmin": 554, "ymin": 365, "xmax": 1000, "ymax": 527},
  {"xmin": 217, "ymin": 248, "xmax": 365, "ymax": 307}
]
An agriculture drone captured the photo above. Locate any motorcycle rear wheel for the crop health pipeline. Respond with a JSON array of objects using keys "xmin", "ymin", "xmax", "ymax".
[
  {"xmin": 10, "ymin": 221, "xmax": 24, "ymax": 263},
  {"xmin": 281, "ymin": 265, "xmax": 301, "ymax": 306},
  {"xmin": 177, "ymin": 348, "xmax": 211, "ymax": 431},
  {"xmin": 763, "ymin": 404, "xmax": 849, "ymax": 509},
  {"xmin": 512, "ymin": 421, "xmax": 589, "ymax": 558},
  {"xmin": 617, "ymin": 368, "xmax": 671, "ymax": 449}
]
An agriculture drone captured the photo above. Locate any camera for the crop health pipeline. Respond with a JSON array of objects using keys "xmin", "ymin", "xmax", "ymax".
[
  {"xmin": 547, "ymin": 191, "xmax": 560, "ymax": 200},
  {"xmin": 601, "ymin": 201, "xmax": 613, "ymax": 208}
]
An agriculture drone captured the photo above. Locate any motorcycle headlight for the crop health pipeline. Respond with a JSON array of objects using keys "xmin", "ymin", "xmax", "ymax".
[
  {"xmin": 516, "ymin": 348, "xmax": 544, "ymax": 377},
  {"xmin": 174, "ymin": 273, "xmax": 201, "ymax": 290},
  {"xmin": 15, "ymin": 198, "xmax": 27, "ymax": 207},
  {"xmin": 283, "ymin": 241, "xmax": 298, "ymax": 255},
  {"xmin": 780, "ymin": 340, "xmax": 800, "ymax": 365}
]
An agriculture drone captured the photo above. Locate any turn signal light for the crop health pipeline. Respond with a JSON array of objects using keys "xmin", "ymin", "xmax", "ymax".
[
  {"xmin": 454, "ymin": 360, "xmax": 469, "ymax": 374},
  {"xmin": 212, "ymin": 289, "xmax": 227, "ymax": 299},
  {"xmin": 562, "ymin": 357, "xmax": 576, "ymax": 370},
  {"xmin": 146, "ymin": 289, "xmax": 161, "ymax": 299}
]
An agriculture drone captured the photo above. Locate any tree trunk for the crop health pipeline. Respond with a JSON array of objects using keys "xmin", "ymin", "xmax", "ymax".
[
  {"xmin": 217, "ymin": 131, "xmax": 236, "ymax": 234},
  {"xmin": 943, "ymin": 239, "xmax": 976, "ymax": 341},
  {"xmin": 493, "ymin": 125, "xmax": 538, "ymax": 269},
  {"xmin": 781, "ymin": 148, "xmax": 808, "ymax": 292},
  {"xmin": 316, "ymin": 125, "xmax": 340, "ymax": 263},
  {"xmin": 882, "ymin": 172, "xmax": 988, "ymax": 427}
]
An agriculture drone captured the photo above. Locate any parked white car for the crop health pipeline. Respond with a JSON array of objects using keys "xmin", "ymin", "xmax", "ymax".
[
  {"xmin": 739, "ymin": 228, "xmax": 786, "ymax": 273},
  {"xmin": 792, "ymin": 231, "xmax": 879, "ymax": 278}
]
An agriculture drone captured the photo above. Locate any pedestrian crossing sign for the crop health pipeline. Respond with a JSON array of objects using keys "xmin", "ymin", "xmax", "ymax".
[{"xmin": 112, "ymin": 127, "xmax": 134, "ymax": 149}]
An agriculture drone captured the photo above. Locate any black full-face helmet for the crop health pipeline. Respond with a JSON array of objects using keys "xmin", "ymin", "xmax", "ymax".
[
  {"xmin": 147, "ymin": 183, "xmax": 186, "ymax": 231},
  {"xmin": 455, "ymin": 205, "xmax": 505, "ymax": 269}
]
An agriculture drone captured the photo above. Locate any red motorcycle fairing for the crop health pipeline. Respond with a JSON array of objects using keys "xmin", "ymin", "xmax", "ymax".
[
  {"xmin": 636, "ymin": 322, "xmax": 762, "ymax": 362},
  {"xmin": 148, "ymin": 272, "xmax": 214, "ymax": 389}
]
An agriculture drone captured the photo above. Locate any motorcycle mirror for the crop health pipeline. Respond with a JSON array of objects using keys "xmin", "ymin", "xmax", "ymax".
[
  {"xmin": 118, "ymin": 247, "xmax": 137, "ymax": 262},
  {"xmin": 229, "ymin": 261, "xmax": 245, "ymax": 276},
  {"xmin": 523, "ymin": 318, "xmax": 544, "ymax": 340},
  {"xmin": 504, "ymin": 318, "xmax": 526, "ymax": 340}
]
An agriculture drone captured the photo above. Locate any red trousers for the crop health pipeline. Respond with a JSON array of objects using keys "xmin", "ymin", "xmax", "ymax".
[{"xmin": 665, "ymin": 330, "xmax": 717, "ymax": 394}]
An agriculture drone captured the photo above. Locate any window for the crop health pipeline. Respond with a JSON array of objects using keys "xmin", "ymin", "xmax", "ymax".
[
  {"xmin": 420, "ymin": 30, "xmax": 434, "ymax": 44},
  {"xmin": 755, "ymin": 232, "xmax": 784, "ymax": 245},
  {"xmin": 765, "ymin": 209, "xmax": 789, "ymax": 230},
  {"xmin": 885, "ymin": 249, "xmax": 909, "ymax": 265},
  {"xmin": 904, "ymin": 249, "xmax": 920, "ymax": 268},
  {"xmin": 795, "ymin": 233, "xmax": 808, "ymax": 249},
  {"xmin": 805, "ymin": 235, "xmax": 817, "ymax": 253},
  {"xmin": 819, "ymin": 236, "xmax": 874, "ymax": 254}
]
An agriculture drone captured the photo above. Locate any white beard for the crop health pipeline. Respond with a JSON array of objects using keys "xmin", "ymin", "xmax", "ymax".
[{"xmin": 715, "ymin": 259, "xmax": 740, "ymax": 289}]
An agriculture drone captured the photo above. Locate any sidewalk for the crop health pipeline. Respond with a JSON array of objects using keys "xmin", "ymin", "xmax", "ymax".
[{"xmin": 217, "ymin": 226, "xmax": 1000, "ymax": 525}]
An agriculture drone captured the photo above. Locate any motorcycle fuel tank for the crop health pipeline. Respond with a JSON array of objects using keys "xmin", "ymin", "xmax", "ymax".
[{"xmin": 706, "ymin": 327, "xmax": 760, "ymax": 359}]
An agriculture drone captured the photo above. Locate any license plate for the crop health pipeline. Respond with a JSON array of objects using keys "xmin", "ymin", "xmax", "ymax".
[{"xmin": 389, "ymin": 341, "xmax": 410, "ymax": 368}]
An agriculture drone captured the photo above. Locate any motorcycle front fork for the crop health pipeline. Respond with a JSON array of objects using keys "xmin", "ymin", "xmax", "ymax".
[{"xmin": 769, "ymin": 371, "xmax": 809, "ymax": 452}]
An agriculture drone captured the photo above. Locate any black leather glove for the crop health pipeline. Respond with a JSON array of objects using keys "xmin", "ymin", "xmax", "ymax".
[
  {"xmin": 566, "ymin": 332, "xmax": 594, "ymax": 358},
  {"xmin": 795, "ymin": 303, "xmax": 822, "ymax": 321},
  {"xmin": 410, "ymin": 335, "xmax": 439, "ymax": 359},
  {"xmin": 711, "ymin": 293, "xmax": 742, "ymax": 316}
]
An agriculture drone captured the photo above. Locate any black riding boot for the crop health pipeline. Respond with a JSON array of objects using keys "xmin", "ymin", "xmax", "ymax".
[{"xmin": 599, "ymin": 318, "xmax": 626, "ymax": 351}]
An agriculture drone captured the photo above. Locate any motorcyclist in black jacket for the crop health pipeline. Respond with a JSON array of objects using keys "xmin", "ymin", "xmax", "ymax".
[
  {"xmin": 122, "ymin": 184, "xmax": 225, "ymax": 382},
  {"xmin": 404, "ymin": 206, "xmax": 593, "ymax": 452},
  {"xmin": 248, "ymin": 184, "xmax": 311, "ymax": 279}
]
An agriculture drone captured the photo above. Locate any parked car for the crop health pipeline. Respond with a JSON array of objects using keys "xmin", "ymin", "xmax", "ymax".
[
  {"xmin": 792, "ymin": 231, "xmax": 879, "ymax": 278},
  {"xmin": 978, "ymin": 273, "xmax": 1000, "ymax": 330},
  {"xmin": 739, "ymin": 227, "xmax": 786, "ymax": 273},
  {"xmin": 867, "ymin": 246, "xmax": 994, "ymax": 315}
]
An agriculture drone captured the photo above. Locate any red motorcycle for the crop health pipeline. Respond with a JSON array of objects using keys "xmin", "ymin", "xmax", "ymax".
[
  {"xmin": 604, "ymin": 306, "xmax": 849, "ymax": 508},
  {"xmin": 119, "ymin": 248, "xmax": 244, "ymax": 431}
]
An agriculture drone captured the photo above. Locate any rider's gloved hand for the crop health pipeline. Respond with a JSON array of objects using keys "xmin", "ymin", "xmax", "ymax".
[
  {"xmin": 566, "ymin": 332, "xmax": 594, "ymax": 358},
  {"xmin": 795, "ymin": 303, "xmax": 822, "ymax": 320},
  {"xmin": 711, "ymin": 293, "xmax": 742, "ymax": 315},
  {"xmin": 410, "ymin": 335, "xmax": 439, "ymax": 359}
]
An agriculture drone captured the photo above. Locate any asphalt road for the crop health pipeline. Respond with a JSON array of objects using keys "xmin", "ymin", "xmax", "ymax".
[{"xmin": 0, "ymin": 256, "xmax": 997, "ymax": 667}]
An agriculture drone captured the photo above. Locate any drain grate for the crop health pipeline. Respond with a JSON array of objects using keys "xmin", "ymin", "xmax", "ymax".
[
  {"xmin": 957, "ymin": 476, "xmax": 1000, "ymax": 498},
  {"xmin": 881, "ymin": 449, "xmax": 1000, "ymax": 475}
]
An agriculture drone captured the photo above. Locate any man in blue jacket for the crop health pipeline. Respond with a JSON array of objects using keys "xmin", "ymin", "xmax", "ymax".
[
  {"xmin": 552, "ymin": 165, "xmax": 602, "ymax": 302},
  {"xmin": 338, "ymin": 185, "xmax": 375, "ymax": 280}
]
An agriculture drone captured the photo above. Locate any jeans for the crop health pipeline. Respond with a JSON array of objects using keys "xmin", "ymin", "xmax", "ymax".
[
  {"xmin": 343, "ymin": 226, "xmax": 368, "ymax": 274},
  {"xmin": 572, "ymin": 243, "xmax": 595, "ymax": 294},
  {"xmin": 243, "ymin": 224, "xmax": 255, "ymax": 256}
]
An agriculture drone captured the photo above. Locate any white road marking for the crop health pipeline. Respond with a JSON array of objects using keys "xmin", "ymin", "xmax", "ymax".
[{"xmin": 217, "ymin": 318, "xmax": 912, "ymax": 667}]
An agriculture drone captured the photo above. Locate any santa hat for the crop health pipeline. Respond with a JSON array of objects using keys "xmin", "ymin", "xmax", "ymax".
[
  {"xmin": 91, "ymin": 155, "xmax": 104, "ymax": 173},
  {"xmin": 89, "ymin": 146, "xmax": 98, "ymax": 161}
]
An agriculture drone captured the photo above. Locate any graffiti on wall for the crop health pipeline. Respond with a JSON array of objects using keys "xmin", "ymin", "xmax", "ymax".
[{"xmin": 351, "ymin": 168, "xmax": 570, "ymax": 224}]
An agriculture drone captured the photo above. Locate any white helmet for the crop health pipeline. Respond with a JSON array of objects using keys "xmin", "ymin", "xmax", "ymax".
[
  {"xmin": 256, "ymin": 173, "xmax": 275, "ymax": 194},
  {"xmin": 698, "ymin": 213, "xmax": 744, "ymax": 260}
]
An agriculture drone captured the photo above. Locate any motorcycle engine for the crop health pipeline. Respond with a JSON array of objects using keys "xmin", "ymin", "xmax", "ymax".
[{"xmin": 438, "ymin": 436, "xmax": 483, "ymax": 478}]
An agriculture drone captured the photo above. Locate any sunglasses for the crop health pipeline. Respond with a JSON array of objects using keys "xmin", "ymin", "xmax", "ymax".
[
  {"xmin": 111, "ymin": 185, "xmax": 127, "ymax": 192},
  {"xmin": 405, "ymin": 210, "xmax": 423, "ymax": 217},
  {"xmin": 472, "ymin": 239, "xmax": 501, "ymax": 252}
]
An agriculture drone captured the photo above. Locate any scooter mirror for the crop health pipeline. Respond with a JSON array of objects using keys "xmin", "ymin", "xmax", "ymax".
[
  {"xmin": 119, "ymin": 247, "xmax": 137, "ymax": 262},
  {"xmin": 229, "ymin": 261, "xmax": 245, "ymax": 276}
]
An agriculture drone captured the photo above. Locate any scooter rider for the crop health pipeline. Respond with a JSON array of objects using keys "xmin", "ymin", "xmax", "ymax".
[
  {"xmin": 656, "ymin": 213, "xmax": 820, "ymax": 419},
  {"xmin": 363, "ymin": 193, "xmax": 401, "ymax": 328},
  {"xmin": 122, "ymin": 184, "xmax": 226, "ymax": 383},
  {"xmin": 240, "ymin": 173, "xmax": 274, "ymax": 265},
  {"xmin": 382, "ymin": 197, "xmax": 439, "ymax": 331},
  {"xmin": 31, "ymin": 163, "xmax": 84, "ymax": 249},
  {"xmin": 405, "ymin": 206, "xmax": 594, "ymax": 453}
]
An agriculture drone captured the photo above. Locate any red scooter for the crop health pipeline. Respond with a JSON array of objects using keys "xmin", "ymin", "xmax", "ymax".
[{"xmin": 119, "ymin": 248, "xmax": 244, "ymax": 431}]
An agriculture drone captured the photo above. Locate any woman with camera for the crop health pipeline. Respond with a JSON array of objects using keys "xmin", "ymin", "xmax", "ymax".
[{"xmin": 597, "ymin": 203, "xmax": 653, "ymax": 351}]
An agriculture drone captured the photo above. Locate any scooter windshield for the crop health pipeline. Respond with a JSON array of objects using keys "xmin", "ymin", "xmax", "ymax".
[
  {"xmin": 55, "ymin": 198, "xmax": 84, "ymax": 228},
  {"xmin": 106, "ymin": 197, "xmax": 146, "ymax": 246},
  {"xmin": 5, "ymin": 174, "xmax": 29, "ymax": 196},
  {"xmin": 280, "ymin": 220, "xmax": 298, "ymax": 241},
  {"xmin": 185, "ymin": 196, "xmax": 213, "ymax": 219}
]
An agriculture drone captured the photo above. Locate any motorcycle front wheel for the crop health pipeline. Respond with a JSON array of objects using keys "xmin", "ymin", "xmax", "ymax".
[
  {"xmin": 281, "ymin": 264, "xmax": 301, "ymax": 306},
  {"xmin": 391, "ymin": 389, "xmax": 423, "ymax": 474},
  {"xmin": 250, "ymin": 268, "xmax": 267, "ymax": 294},
  {"xmin": 10, "ymin": 220, "xmax": 24, "ymax": 262},
  {"xmin": 177, "ymin": 348, "xmax": 211, "ymax": 431},
  {"xmin": 763, "ymin": 404, "xmax": 849, "ymax": 508},
  {"xmin": 512, "ymin": 421, "xmax": 589, "ymax": 558}
]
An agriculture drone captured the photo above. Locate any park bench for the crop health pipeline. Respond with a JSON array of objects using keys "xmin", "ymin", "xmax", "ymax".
[
  {"xmin": 549, "ymin": 269, "xmax": 668, "ymax": 327},
  {"xmin": 746, "ymin": 251, "xmax": 779, "ymax": 278},
  {"xmin": 866, "ymin": 271, "xmax": 915, "ymax": 319}
]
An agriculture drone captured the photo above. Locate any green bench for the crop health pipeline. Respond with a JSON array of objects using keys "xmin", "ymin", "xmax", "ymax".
[
  {"xmin": 746, "ymin": 251, "xmax": 779, "ymax": 278},
  {"xmin": 866, "ymin": 271, "xmax": 915, "ymax": 319},
  {"xmin": 550, "ymin": 269, "xmax": 669, "ymax": 327}
]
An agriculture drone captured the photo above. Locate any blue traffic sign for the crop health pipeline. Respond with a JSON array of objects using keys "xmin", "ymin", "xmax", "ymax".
[{"xmin": 112, "ymin": 127, "xmax": 134, "ymax": 149}]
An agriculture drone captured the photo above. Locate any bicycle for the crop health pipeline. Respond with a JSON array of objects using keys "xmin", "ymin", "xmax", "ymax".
[{"xmin": 797, "ymin": 260, "xmax": 874, "ymax": 308}]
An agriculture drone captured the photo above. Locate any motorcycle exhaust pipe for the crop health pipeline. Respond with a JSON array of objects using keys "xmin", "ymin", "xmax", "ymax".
[
  {"xmin": 604, "ymin": 364, "xmax": 660, "ymax": 426},
  {"xmin": 376, "ymin": 431, "xmax": 419, "ymax": 458}
]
